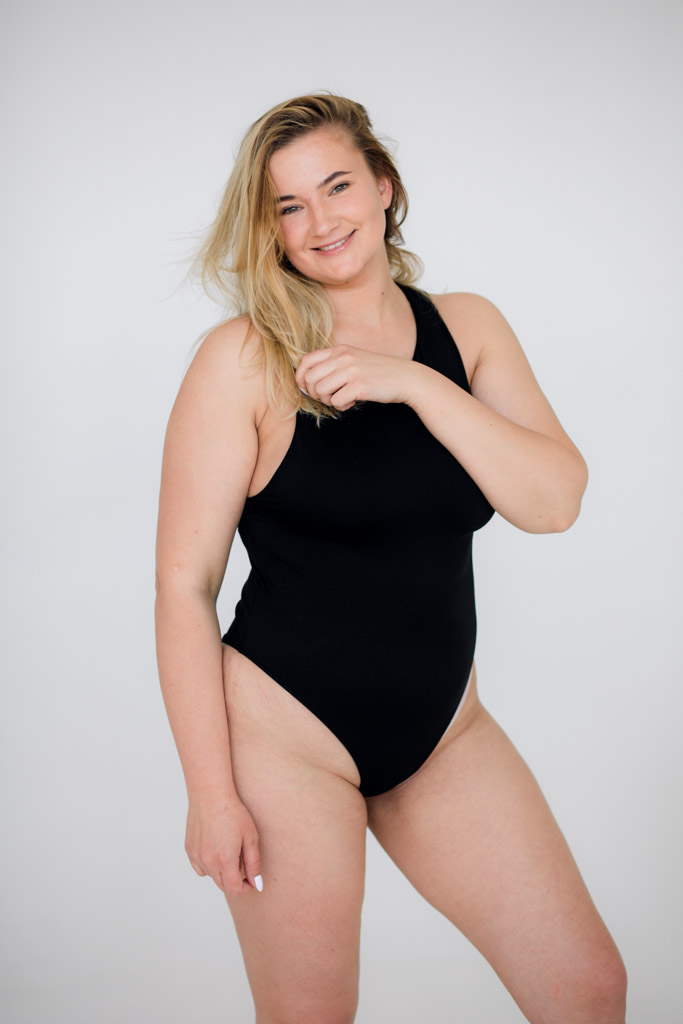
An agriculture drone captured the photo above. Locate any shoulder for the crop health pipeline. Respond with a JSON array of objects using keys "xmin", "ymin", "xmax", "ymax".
[
  {"xmin": 187, "ymin": 314, "xmax": 263, "ymax": 379},
  {"xmin": 428, "ymin": 290, "xmax": 509, "ymax": 330},
  {"xmin": 427, "ymin": 291, "xmax": 511, "ymax": 386},
  {"xmin": 180, "ymin": 315, "xmax": 269, "ymax": 425}
]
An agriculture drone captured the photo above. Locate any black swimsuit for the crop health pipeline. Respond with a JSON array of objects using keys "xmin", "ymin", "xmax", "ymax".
[{"xmin": 222, "ymin": 282, "xmax": 495, "ymax": 797}]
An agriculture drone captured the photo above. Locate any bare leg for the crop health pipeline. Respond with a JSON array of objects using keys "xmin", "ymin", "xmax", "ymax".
[
  {"xmin": 222, "ymin": 645, "xmax": 368, "ymax": 1024},
  {"xmin": 366, "ymin": 673, "xmax": 627, "ymax": 1024}
]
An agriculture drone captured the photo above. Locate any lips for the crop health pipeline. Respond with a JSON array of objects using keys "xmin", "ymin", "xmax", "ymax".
[{"xmin": 314, "ymin": 230, "xmax": 355, "ymax": 252}]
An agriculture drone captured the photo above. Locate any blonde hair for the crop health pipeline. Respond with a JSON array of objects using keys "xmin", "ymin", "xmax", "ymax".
[{"xmin": 188, "ymin": 91, "xmax": 424, "ymax": 424}]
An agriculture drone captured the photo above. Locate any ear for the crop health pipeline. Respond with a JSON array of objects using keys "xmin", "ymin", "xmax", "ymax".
[{"xmin": 377, "ymin": 175, "xmax": 392, "ymax": 210}]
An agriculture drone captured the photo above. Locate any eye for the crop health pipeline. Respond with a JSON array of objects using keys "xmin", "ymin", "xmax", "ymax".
[{"xmin": 279, "ymin": 182, "xmax": 350, "ymax": 216}]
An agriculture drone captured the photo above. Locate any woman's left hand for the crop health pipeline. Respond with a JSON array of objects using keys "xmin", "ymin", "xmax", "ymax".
[{"xmin": 295, "ymin": 344, "xmax": 419, "ymax": 410}]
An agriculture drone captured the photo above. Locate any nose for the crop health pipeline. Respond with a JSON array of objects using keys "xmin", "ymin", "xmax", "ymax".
[{"xmin": 309, "ymin": 198, "xmax": 338, "ymax": 240}]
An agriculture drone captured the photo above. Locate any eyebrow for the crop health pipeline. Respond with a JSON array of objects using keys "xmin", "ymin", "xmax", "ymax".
[{"xmin": 277, "ymin": 170, "xmax": 352, "ymax": 203}]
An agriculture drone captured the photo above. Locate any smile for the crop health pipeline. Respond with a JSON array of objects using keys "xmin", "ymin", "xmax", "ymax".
[{"xmin": 314, "ymin": 231, "xmax": 355, "ymax": 253}]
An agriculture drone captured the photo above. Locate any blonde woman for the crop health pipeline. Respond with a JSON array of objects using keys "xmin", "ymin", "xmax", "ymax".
[{"xmin": 154, "ymin": 93, "xmax": 627, "ymax": 1023}]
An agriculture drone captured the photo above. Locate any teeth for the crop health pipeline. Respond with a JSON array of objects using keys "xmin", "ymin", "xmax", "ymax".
[{"xmin": 319, "ymin": 234, "xmax": 350, "ymax": 251}]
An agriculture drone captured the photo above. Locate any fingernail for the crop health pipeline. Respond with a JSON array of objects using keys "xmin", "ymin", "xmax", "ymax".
[
  {"xmin": 299, "ymin": 386, "xmax": 309, "ymax": 396},
  {"xmin": 254, "ymin": 874, "xmax": 263, "ymax": 893}
]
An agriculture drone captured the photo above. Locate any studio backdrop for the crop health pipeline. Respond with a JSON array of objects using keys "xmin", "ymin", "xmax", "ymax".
[{"xmin": 2, "ymin": 1, "xmax": 681, "ymax": 1021}]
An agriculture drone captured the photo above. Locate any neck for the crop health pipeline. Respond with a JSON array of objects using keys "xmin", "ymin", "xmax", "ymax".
[{"xmin": 321, "ymin": 264, "xmax": 405, "ymax": 334}]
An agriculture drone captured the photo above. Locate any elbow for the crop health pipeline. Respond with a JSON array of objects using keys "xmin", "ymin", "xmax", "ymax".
[
  {"xmin": 527, "ymin": 500, "xmax": 581, "ymax": 534},
  {"xmin": 526, "ymin": 504, "xmax": 579, "ymax": 533},
  {"xmin": 154, "ymin": 563, "xmax": 219, "ymax": 602},
  {"xmin": 548, "ymin": 456, "xmax": 589, "ymax": 533},
  {"xmin": 155, "ymin": 564, "xmax": 183, "ymax": 595},
  {"xmin": 530, "ymin": 455, "xmax": 588, "ymax": 534},
  {"xmin": 551, "ymin": 504, "xmax": 581, "ymax": 533}
]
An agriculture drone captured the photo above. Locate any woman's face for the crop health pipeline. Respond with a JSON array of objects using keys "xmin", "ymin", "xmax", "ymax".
[{"xmin": 268, "ymin": 127, "xmax": 392, "ymax": 286}]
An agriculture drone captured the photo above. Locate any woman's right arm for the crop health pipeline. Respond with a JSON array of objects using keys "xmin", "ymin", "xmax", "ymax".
[{"xmin": 154, "ymin": 317, "xmax": 264, "ymax": 897}]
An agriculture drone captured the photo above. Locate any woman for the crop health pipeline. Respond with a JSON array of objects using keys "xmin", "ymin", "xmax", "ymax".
[{"xmin": 154, "ymin": 93, "xmax": 627, "ymax": 1023}]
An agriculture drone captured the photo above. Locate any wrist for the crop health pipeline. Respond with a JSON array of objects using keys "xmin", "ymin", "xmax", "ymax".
[
  {"xmin": 186, "ymin": 783, "xmax": 241, "ymax": 810},
  {"xmin": 402, "ymin": 362, "xmax": 438, "ymax": 415}
]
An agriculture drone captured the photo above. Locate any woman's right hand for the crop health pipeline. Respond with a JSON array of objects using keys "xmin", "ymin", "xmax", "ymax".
[{"xmin": 185, "ymin": 797, "xmax": 263, "ymax": 896}]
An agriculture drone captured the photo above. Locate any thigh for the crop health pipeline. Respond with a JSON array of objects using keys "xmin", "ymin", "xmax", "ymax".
[
  {"xmin": 222, "ymin": 645, "xmax": 367, "ymax": 1021},
  {"xmin": 365, "ymin": 693, "xmax": 625, "ymax": 1022}
]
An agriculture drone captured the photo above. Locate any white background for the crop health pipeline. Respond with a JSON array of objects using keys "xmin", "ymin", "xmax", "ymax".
[{"xmin": 2, "ymin": 1, "xmax": 681, "ymax": 1021}]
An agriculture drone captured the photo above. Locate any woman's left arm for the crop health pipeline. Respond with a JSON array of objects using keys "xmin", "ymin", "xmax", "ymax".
[{"xmin": 405, "ymin": 293, "xmax": 588, "ymax": 534}]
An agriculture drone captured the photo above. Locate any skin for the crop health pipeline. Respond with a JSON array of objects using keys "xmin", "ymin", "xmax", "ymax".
[{"xmin": 154, "ymin": 127, "xmax": 627, "ymax": 1022}]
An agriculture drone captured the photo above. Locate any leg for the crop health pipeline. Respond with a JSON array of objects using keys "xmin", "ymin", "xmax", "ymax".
[
  {"xmin": 222, "ymin": 645, "xmax": 367, "ymax": 1024},
  {"xmin": 365, "ymin": 669, "xmax": 627, "ymax": 1023}
]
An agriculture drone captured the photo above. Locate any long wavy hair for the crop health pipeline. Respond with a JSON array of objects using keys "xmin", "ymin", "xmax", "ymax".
[{"xmin": 187, "ymin": 92, "xmax": 424, "ymax": 424}]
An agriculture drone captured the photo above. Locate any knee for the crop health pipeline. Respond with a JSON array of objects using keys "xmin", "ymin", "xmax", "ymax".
[
  {"xmin": 256, "ymin": 994, "xmax": 358, "ymax": 1024},
  {"xmin": 257, "ymin": 1009, "xmax": 356, "ymax": 1024},
  {"xmin": 583, "ymin": 949, "xmax": 628, "ymax": 1021},
  {"xmin": 554, "ymin": 946, "xmax": 628, "ymax": 1023}
]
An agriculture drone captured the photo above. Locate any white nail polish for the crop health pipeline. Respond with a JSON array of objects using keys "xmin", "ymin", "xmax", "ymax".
[{"xmin": 254, "ymin": 874, "xmax": 263, "ymax": 892}]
